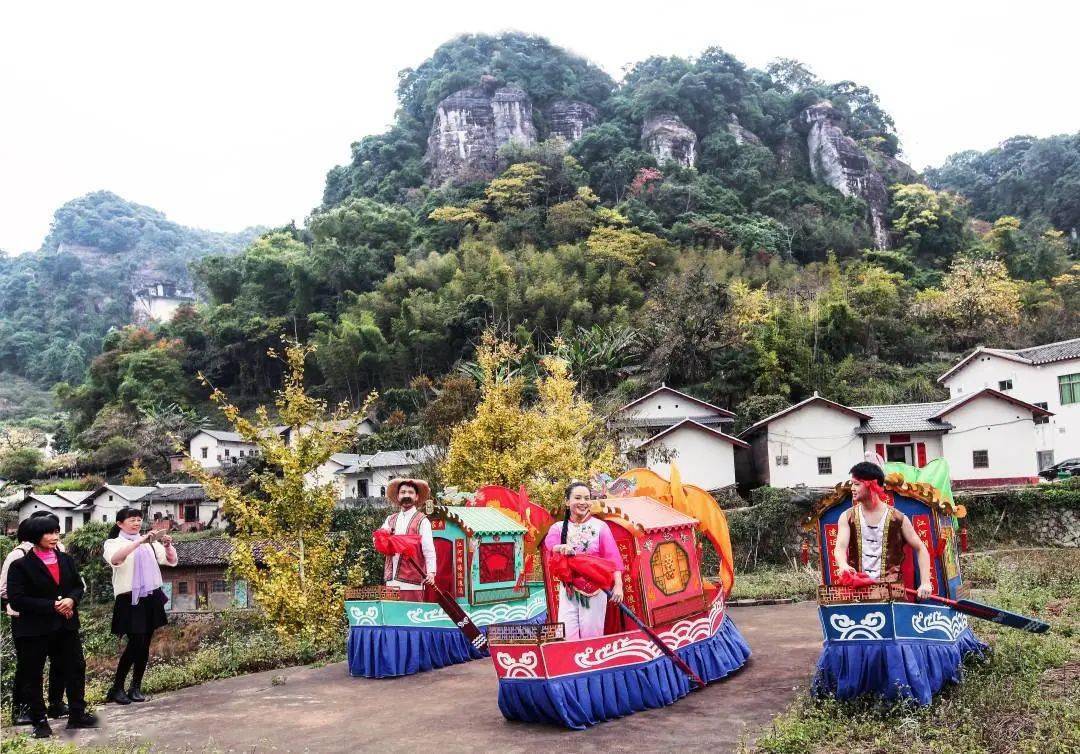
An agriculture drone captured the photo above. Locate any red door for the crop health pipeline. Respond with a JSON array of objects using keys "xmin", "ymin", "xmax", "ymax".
[{"xmin": 433, "ymin": 537, "xmax": 455, "ymax": 596}]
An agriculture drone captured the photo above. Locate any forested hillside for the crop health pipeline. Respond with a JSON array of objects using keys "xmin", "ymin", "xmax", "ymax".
[
  {"xmin": 927, "ymin": 133, "xmax": 1080, "ymax": 236},
  {"xmin": 0, "ymin": 191, "xmax": 261, "ymax": 386},
  {"xmin": 8, "ymin": 33, "xmax": 1079, "ymax": 473}
]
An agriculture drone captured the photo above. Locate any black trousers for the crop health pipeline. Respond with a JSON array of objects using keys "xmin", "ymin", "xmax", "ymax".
[
  {"xmin": 113, "ymin": 629, "xmax": 155, "ymax": 690},
  {"xmin": 11, "ymin": 642, "xmax": 66, "ymax": 710},
  {"xmin": 15, "ymin": 631, "xmax": 86, "ymax": 722}
]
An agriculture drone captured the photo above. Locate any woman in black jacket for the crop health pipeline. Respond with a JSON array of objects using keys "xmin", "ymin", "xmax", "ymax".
[{"xmin": 7, "ymin": 515, "xmax": 98, "ymax": 738}]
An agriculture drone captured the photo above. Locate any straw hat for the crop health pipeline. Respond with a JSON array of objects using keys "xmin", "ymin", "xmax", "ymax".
[{"xmin": 386, "ymin": 478, "xmax": 431, "ymax": 505}]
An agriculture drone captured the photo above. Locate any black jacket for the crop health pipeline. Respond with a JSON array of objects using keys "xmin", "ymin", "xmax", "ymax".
[{"xmin": 7, "ymin": 550, "xmax": 84, "ymax": 638}]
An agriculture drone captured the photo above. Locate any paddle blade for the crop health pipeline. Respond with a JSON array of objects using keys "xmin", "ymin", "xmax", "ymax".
[{"xmin": 956, "ymin": 599, "xmax": 1051, "ymax": 634}]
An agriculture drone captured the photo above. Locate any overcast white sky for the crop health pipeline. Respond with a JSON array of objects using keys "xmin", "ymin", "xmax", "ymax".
[{"xmin": 2, "ymin": 0, "xmax": 1077, "ymax": 253}]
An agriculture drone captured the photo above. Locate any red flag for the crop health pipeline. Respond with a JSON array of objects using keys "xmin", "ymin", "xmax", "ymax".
[{"xmin": 373, "ymin": 529, "xmax": 421, "ymax": 559}]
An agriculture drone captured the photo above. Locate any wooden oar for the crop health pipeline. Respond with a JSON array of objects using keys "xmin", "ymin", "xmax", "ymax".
[
  {"xmin": 604, "ymin": 589, "xmax": 707, "ymax": 689},
  {"xmin": 404, "ymin": 554, "xmax": 488, "ymax": 652},
  {"xmin": 905, "ymin": 588, "xmax": 1050, "ymax": 634}
]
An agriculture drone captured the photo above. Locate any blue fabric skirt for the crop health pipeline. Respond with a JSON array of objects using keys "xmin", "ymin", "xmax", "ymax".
[
  {"xmin": 497, "ymin": 615, "xmax": 752, "ymax": 730},
  {"xmin": 347, "ymin": 612, "xmax": 548, "ymax": 679},
  {"xmin": 347, "ymin": 625, "xmax": 484, "ymax": 678},
  {"xmin": 812, "ymin": 627, "xmax": 988, "ymax": 705}
]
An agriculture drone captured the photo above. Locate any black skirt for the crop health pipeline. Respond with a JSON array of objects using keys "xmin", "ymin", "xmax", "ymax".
[{"xmin": 111, "ymin": 588, "xmax": 169, "ymax": 636}]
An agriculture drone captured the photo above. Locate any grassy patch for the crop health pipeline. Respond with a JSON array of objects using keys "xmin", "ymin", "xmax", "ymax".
[
  {"xmin": 0, "ymin": 739, "xmax": 148, "ymax": 754},
  {"xmin": 748, "ymin": 549, "xmax": 1080, "ymax": 754},
  {"xmin": 731, "ymin": 565, "xmax": 819, "ymax": 602}
]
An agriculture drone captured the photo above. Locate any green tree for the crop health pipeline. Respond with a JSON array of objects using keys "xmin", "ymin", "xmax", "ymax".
[
  {"xmin": 63, "ymin": 522, "xmax": 113, "ymax": 603},
  {"xmin": 193, "ymin": 340, "xmax": 375, "ymax": 645},
  {"xmin": 0, "ymin": 446, "xmax": 43, "ymax": 482}
]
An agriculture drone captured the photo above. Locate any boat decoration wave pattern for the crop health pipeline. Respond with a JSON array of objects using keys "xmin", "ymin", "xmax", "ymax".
[
  {"xmin": 495, "ymin": 650, "xmax": 540, "ymax": 678},
  {"xmin": 829, "ymin": 611, "xmax": 887, "ymax": 640},
  {"xmin": 911, "ymin": 610, "xmax": 968, "ymax": 640}
]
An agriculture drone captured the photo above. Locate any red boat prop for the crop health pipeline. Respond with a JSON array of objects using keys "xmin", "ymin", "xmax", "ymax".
[{"xmin": 487, "ymin": 485, "xmax": 750, "ymax": 730}]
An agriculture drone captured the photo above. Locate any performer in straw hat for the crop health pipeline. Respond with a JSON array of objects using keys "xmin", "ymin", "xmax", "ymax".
[{"xmin": 380, "ymin": 478, "xmax": 436, "ymax": 602}]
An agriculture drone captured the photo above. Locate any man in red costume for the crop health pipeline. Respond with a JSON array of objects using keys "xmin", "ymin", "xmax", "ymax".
[
  {"xmin": 834, "ymin": 461, "xmax": 933, "ymax": 599},
  {"xmin": 379, "ymin": 479, "xmax": 436, "ymax": 602}
]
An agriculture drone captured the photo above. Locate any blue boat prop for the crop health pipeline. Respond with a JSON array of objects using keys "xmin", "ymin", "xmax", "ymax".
[{"xmin": 805, "ymin": 460, "xmax": 989, "ymax": 705}]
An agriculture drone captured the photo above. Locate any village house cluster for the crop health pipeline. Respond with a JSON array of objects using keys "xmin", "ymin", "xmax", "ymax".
[{"xmin": 620, "ymin": 337, "xmax": 1080, "ymax": 493}]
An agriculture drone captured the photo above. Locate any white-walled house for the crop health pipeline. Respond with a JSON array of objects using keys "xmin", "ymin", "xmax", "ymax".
[
  {"xmin": 281, "ymin": 419, "xmax": 377, "ymax": 448},
  {"xmin": 188, "ymin": 429, "xmax": 278, "ymax": 469},
  {"xmin": 736, "ymin": 390, "xmax": 1051, "ymax": 490},
  {"xmin": 738, "ymin": 395, "xmax": 870, "ymax": 488},
  {"xmin": 82, "ymin": 484, "xmax": 157, "ymax": 525},
  {"xmin": 336, "ymin": 447, "xmax": 438, "ymax": 500},
  {"xmin": 192, "ymin": 421, "xmax": 378, "ymax": 470},
  {"xmin": 11, "ymin": 491, "xmax": 94, "ymax": 533},
  {"xmin": 611, "ymin": 385, "xmax": 736, "ymax": 435},
  {"xmin": 306, "ymin": 453, "xmax": 366, "ymax": 499},
  {"xmin": 938, "ymin": 337, "xmax": 1080, "ymax": 471},
  {"xmin": 143, "ymin": 484, "xmax": 220, "ymax": 530},
  {"xmin": 634, "ymin": 419, "xmax": 747, "ymax": 491},
  {"xmin": 132, "ymin": 282, "xmax": 195, "ymax": 324}
]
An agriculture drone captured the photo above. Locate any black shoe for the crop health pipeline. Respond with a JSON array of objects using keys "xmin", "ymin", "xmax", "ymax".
[
  {"xmin": 66, "ymin": 711, "xmax": 100, "ymax": 729},
  {"xmin": 127, "ymin": 687, "xmax": 147, "ymax": 702},
  {"xmin": 105, "ymin": 687, "xmax": 132, "ymax": 705},
  {"xmin": 13, "ymin": 706, "xmax": 34, "ymax": 726},
  {"xmin": 32, "ymin": 719, "xmax": 53, "ymax": 738},
  {"xmin": 47, "ymin": 701, "xmax": 69, "ymax": 718}
]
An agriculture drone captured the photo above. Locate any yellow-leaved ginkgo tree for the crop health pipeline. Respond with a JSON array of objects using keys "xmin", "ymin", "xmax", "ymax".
[
  {"xmin": 440, "ymin": 332, "xmax": 616, "ymax": 510},
  {"xmin": 192, "ymin": 339, "xmax": 375, "ymax": 645}
]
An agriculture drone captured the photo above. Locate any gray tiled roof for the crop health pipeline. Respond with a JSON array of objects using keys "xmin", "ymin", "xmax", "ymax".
[
  {"xmin": 611, "ymin": 414, "xmax": 733, "ymax": 429},
  {"xmin": 1013, "ymin": 337, "xmax": 1080, "ymax": 365},
  {"xmin": 339, "ymin": 446, "xmax": 437, "ymax": 474},
  {"xmin": 173, "ymin": 537, "xmax": 270, "ymax": 567},
  {"xmin": 853, "ymin": 402, "xmax": 955, "ymax": 434}
]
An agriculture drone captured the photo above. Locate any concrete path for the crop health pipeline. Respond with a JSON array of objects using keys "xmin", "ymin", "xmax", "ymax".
[{"xmin": 57, "ymin": 602, "xmax": 822, "ymax": 753}]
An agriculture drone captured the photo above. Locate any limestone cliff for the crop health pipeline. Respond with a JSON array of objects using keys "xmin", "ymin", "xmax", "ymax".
[
  {"xmin": 641, "ymin": 113, "xmax": 697, "ymax": 168},
  {"xmin": 547, "ymin": 100, "xmax": 598, "ymax": 143},
  {"xmin": 425, "ymin": 81, "xmax": 537, "ymax": 186},
  {"xmin": 801, "ymin": 102, "xmax": 891, "ymax": 249},
  {"xmin": 727, "ymin": 114, "xmax": 763, "ymax": 147}
]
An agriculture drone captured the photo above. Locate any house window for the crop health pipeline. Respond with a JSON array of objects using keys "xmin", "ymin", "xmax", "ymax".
[
  {"xmin": 184, "ymin": 504, "xmax": 197, "ymax": 521},
  {"xmin": 1037, "ymin": 451, "xmax": 1054, "ymax": 471},
  {"xmin": 239, "ymin": 450, "xmax": 245, "ymax": 457},
  {"xmin": 177, "ymin": 582, "xmax": 189, "ymax": 595},
  {"xmin": 775, "ymin": 455, "xmax": 789, "ymax": 466},
  {"xmin": 64, "ymin": 516, "xmax": 73, "ymax": 533},
  {"xmin": 973, "ymin": 450, "xmax": 989, "ymax": 468},
  {"xmin": 1059, "ymin": 373, "xmax": 1080, "ymax": 405},
  {"xmin": 1033, "ymin": 401, "xmax": 1049, "ymax": 425},
  {"xmin": 212, "ymin": 580, "xmax": 228, "ymax": 593},
  {"xmin": 224, "ymin": 448, "xmax": 231, "ymax": 458},
  {"xmin": 817, "ymin": 457, "xmax": 833, "ymax": 475},
  {"xmin": 108, "ymin": 494, "xmax": 113, "ymax": 502},
  {"xmin": 358, "ymin": 480, "xmax": 369, "ymax": 497},
  {"xmin": 102, "ymin": 515, "xmax": 107, "ymax": 522},
  {"xmin": 380, "ymin": 486, "xmax": 386, "ymax": 496},
  {"xmin": 201, "ymin": 447, "xmax": 208, "ymax": 459},
  {"xmin": 998, "ymin": 379, "xmax": 1013, "ymax": 391}
]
